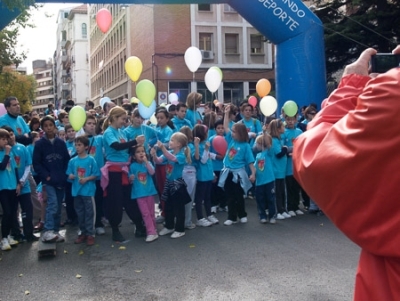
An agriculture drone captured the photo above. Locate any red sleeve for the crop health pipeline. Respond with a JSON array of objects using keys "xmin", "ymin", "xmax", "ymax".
[{"xmin": 293, "ymin": 70, "xmax": 400, "ymax": 258}]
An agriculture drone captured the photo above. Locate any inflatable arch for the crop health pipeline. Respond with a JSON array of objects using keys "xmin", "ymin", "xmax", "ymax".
[{"xmin": 0, "ymin": 0, "xmax": 326, "ymax": 110}]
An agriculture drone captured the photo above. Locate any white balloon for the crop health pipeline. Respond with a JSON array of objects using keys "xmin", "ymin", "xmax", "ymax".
[
  {"xmin": 205, "ymin": 68, "xmax": 222, "ymax": 93},
  {"xmin": 100, "ymin": 97, "xmax": 111, "ymax": 107},
  {"xmin": 168, "ymin": 92, "xmax": 179, "ymax": 103},
  {"xmin": 259, "ymin": 96, "xmax": 278, "ymax": 117},
  {"xmin": 150, "ymin": 113, "xmax": 157, "ymax": 125},
  {"xmin": 184, "ymin": 46, "xmax": 202, "ymax": 73}
]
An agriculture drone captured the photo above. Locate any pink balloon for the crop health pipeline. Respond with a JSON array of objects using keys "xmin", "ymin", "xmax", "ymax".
[
  {"xmin": 248, "ymin": 96, "xmax": 257, "ymax": 108},
  {"xmin": 0, "ymin": 103, "xmax": 6, "ymax": 117},
  {"xmin": 96, "ymin": 8, "xmax": 112, "ymax": 33},
  {"xmin": 212, "ymin": 136, "xmax": 227, "ymax": 156}
]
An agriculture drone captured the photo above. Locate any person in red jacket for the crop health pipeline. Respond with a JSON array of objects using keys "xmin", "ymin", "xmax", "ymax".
[{"xmin": 293, "ymin": 45, "xmax": 400, "ymax": 301}]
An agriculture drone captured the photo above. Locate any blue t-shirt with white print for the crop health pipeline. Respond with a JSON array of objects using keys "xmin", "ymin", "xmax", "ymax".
[
  {"xmin": 0, "ymin": 149, "xmax": 17, "ymax": 190},
  {"xmin": 283, "ymin": 127, "xmax": 303, "ymax": 176},
  {"xmin": 66, "ymin": 155, "xmax": 100, "ymax": 197},
  {"xmin": 124, "ymin": 124, "xmax": 158, "ymax": 153},
  {"xmin": 223, "ymin": 132, "xmax": 254, "ymax": 169},
  {"xmin": 194, "ymin": 141, "xmax": 214, "ymax": 182},
  {"xmin": 129, "ymin": 161, "xmax": 157, "ymax": 199},
  {"xmin": 271, "ymin": 136, "xmax": 287, "ymax": 179},
  {"xmin": 254, "ymin": 148, "xmax": 275, "ymax": 186},
  {"xmin": 160, "ymin": 149, "xmax": 187, "ymax": 180},
  {"xmin": 103, "ymin": 126, "xmax": 129, "ymax": 162}
]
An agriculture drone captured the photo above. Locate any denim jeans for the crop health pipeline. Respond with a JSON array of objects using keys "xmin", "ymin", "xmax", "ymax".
[
  {"xmin": 44, "ymin": 185, "xmax": 65, "ymax": 232},
  {"xmin": 255, "ymin": 182, "xmax": 276, "ymax": 220},
  {"xmin": 74, "ymin": 196, "xmax": 95, "ymax": 236}
]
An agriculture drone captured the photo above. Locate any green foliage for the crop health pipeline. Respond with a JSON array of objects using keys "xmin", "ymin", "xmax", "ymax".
[{"xmin": 313, "ymin": 0, "xmax": 400, "ymax": 78}]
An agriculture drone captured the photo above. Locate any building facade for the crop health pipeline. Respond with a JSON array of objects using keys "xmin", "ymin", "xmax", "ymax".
[
  {"xmin": 89, "ymin": 3, "xmax": 274, "ymax": 106},
  {"xmin": 32, "ymin": 59, "xmax": 54, "ymax": 113}
]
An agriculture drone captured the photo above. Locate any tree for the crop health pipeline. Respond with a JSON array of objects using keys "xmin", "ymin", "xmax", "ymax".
[
  {"xmin": 313, "ymin": 0, "xmax": 400, "ymax": 78},
  {"xmin": 0, "ymin": 67, "xmax": 36, "ymax": 113}
]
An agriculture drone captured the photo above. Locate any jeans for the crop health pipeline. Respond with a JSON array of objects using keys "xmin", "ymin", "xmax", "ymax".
[
  {"xmin": 255, "ymin": 182, "xmax": 276, "ymax": 220},
  {"xmin": 44, "ymin": 185, "xmax": 65, "ymax": 232},
  {"xmin": 74, "ymin": 196, "xmax": 95, "ymax": 236}
]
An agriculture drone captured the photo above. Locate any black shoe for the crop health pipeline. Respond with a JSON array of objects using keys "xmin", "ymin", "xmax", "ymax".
[
  {"xmin": 14, "ymin": 234, "xmax": 27, "ymax": 243},
  {"xmin": 26, "ymin": 235, "xmax": 39, "ymax": 242},
  {"xmin": 135, "ymin": 229, "xmax": 147, "ymax": 238},
  {"xmin": 112, "ymin": 230, "xmax": 126, "ymax": 242}
]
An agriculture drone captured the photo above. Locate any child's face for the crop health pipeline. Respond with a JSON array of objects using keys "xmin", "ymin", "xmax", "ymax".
[
  {"xmin": 58, "ymin": 131, "xmax": 66, "ymax": 140},
  {"xmin": 7, "ymin": 131, "xmax": 16, "ymax": 145},
  {"xmin": 112, "ymin": 114, "xmax": 127, "ymax": 128},
  {"xmin": 134, "ymin": 147, "xmax": 146, "ymax": 162},
  {"xmin": 176, "ymin": 107, "xmax": 187, "ymax": 119},
  {"xmin": 285, "ymin": 116, "xmax": 296, "ymax": 129},
  {"xmin": 0, "ymin": 137, "xmax": 8, "ymax": 149},
  {"xmin": 156, "ymin": 113, "xmax": 168, "ymax": 127},
  {"xmin": 42, "ymin": 120, "xmax": 56, "ymax": 137},
  {"xmin": 66, "ymin": 128, "xmax": 76, "ymax": 140},
  {"xmin": 242, "ymin": 106, "xmax": 253, "ymax": 119},
  {"xmin": 131, "ymin": 115, "xmax": 144, "ymax": 127},
  {"xmin": 169, "ymin": 137, "xmax": 181, "ymax": 150},
  {"xmin": 216, "ymin": 124, "xmax": 224, "ymax": 136},
  {"xmin": 75, "ymin": 141, "xmax": 87, "ymax": 154},
  {"xmin": 84, "ymin": 119, "xmax": 96, "ymax": 135}
]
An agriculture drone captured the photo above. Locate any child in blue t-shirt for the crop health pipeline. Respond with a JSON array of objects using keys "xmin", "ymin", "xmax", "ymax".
[
  {"xmin": 254, "ymin": 134, "xmax": 276, "ymax": 224},
  {"xmin": 193, "ymin": 124, "xmax": 219, "ymax": 227},
  {"xmin": 172, "ymin": 103, "xmax": 193, "ymax": 132},
  {"xmin": 269, "ymin": 119, "xmax": 290, "ymax": 220},
  {"xmin": 151, "ymin": 132, "xmax": 192, "ymax": 239},
  {"xmin": 66, "ymin": 135, "xmax": 100, "ymax": 246},
  {"xmin": 129, "ymin": 145, "xmax": 158, "ymax": 243},
  {"xmin": 218, "ymin": 105, "xmax": 256, "ymax": 226}
]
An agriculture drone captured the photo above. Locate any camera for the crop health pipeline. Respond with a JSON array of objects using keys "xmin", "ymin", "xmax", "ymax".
[{"xmin": 370, "ymin": 53, "xmax": 400, "ymax": 73}]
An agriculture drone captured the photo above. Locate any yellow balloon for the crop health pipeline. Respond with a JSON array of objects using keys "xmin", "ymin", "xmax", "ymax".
[
  {"xmin": 69, "ymin": 106, "xmax": 86, "ymax": 131},
  {"xmin": 125, "ymin": 56, "xmax": 143, "ymax": 82}
]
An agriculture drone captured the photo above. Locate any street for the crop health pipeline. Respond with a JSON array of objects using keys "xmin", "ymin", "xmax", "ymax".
[{"xmin": 0, "ymin": 199, "xmax": 359, "ymax": 301}]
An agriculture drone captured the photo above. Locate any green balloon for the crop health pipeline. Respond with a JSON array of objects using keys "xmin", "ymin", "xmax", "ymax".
[
  {"xmin": 210, "ymin": 66, "xmax": 223, "ymax": 81},
  {"xmin": 136, "ymin": 79, "xmax": 156, "ymax": 107},
  {"xmin": 283, "ymin": 100, "xmax": 298, "ymax": 117},
  {"xmin": 69, "ymin": 106, "xmax": 86, "ymax": 131}
]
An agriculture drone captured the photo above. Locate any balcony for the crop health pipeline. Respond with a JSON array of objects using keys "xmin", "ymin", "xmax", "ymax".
[
  {"xmin": 62, "ymin": 83, "xmax": 71, "ymax": 91},
  {"xmin": 61, "ymin": 40, "xmax": 66, "ymax": 48}
]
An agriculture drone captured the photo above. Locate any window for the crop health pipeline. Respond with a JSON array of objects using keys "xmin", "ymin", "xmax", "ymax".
[
  {"xmin": 61, "ymin": 30, "xmax": 67, "ymax": 41},
  {"xmin": 82, "ymin": 23, "xmax": 87, "ymax": 39},
  {"xmin": 198, "ymin": 4, "xmax": 211, "ymax": 11},
  {"xmin": 223, "ymin": 4, "xmax": 236, "ymax": 13},
  {"xmin": 250, "ymin": 34, "xmax": 263, "ymax": 54},
  {"xmin": 223, "ymin": 82, "xmax": 243, "ymax": 105},
  {"xmin": 197, "ymin": 82, "xmax": 213, "ymax": 103},
  {"xmin": 225, "ymin": 34, "xmax": 239, "ymax": 54},
  {"xmin": 169, "ymin": 82, "xmax": 190, "ymax": 103},
  {"xmin": 199, "ymin": 33, "xmax": 212, "ymax": 51},
  {"xmin": 64, "ymin": 12, "xmax": 69, "ymax": 18}
]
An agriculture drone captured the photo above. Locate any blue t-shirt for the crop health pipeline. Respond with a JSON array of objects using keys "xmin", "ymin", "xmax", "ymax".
[
  {"xmin": 185, "ymin": 109, "xmax": 202, "ymax": 126},
  {"xmin": 103, "ymin": 126, "xmax": 130, "ymax": 162},
  {"xmin": 11, "ymin": 143, "xmax": 31, "ymax": 194},
  {"xmin": 223, "ymin": 132, "xmax": 254, "ymax": 169},
  {"xmin": 26, "ymin": 144, "xmax": 37, "ymax": 176},
  {"xmin": 161, "ymin": 149, "xmax": 187, "ymax": 180},
  {"xmin": 124, "ymin": 124, "xmax": 157, "ymax": 153},
  {"xmin": 255, "ymin": 149, "xmax": 275, "ymax": 186},
  {"xmin": 172, "ymin": 117, "xmax": 193, "ymax": 132},
  {"xmin": 87, "ymin": 135, "xmax": 105, "ymax": 171},
  {"xmin": 271, "ymin": 136, "xmax": 287, "ymax": 179},
  {"xmin": 209, "ymin": 134, "xmax": 225, "ymax": 172},
  {"xmin": 66, "ymin": 155, "xmax": 100, "ymax": 197},
  {"xmin": 194, "ymin": 141, "xmax": 214, "ymax": 181},
  {"xmin": 0, "ymin": 114, "xmax": 30, "ymax": 136},
  {"xmin": 65, "ymin": 140, "xmax": 76, "ymax": 157},
  {"xmin": 155, "ymin": 125, "xmax": 173, "ymax": 162},
  {"xmin": 129, "ymin": 162, "xmax": 157, "ymax": 199},
  {"xmin": 238, "ymin": 118, "xmax": 262, "ymax": 145},
  {"xmin": 283, "ymin": 127, "xmax": 303, "ymax": 176},
  {"xmin": 0, "ymin": 149, "xmax": 17, "ymax": 190}
]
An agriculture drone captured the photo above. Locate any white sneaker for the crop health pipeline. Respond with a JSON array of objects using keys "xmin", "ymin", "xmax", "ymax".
[
  {"xmin": 207, "ymin": 215, "xmax": 219, "ymax": 225},
  {"xmin": 171, "ymin": 231, "xmax": 185, "ymax": 239},
  {"xmin": 95, "ymin": 227, "xmax": 105, "ymax": 235},
  {"xmin": 282, "ymin": 212, "xmax": 292, "ymax": 218},
  {"xmin": 295, "ymin": 209, "xmax": 304, "ymax": 215},
  {"xmin": 55, "ymin": 232, "xmax": 65, "ymax": 243},
  {"xmin": 196, "ymin": 218, "xmax": 212, "ymax": 227},
  {"xmin": 240, "ymin": 217, "xmax": 248, "ymax": 223},
  {"xmin": 276, "ymin": 213, "xmax": 285, "ymax": 220},
  {"xmin": 223, "ymin": 220, "xmax": 237, "ymax": 226},
  {"xmin": 211, "ymin": 206, "xmax": 218, "ymax": 214},
  {"xmin": 7, "ymin": 235, "xmax": 19, "ymax": 246},
  {"xmin": 1, "ymin": 238, "xmax": 11, "ymax": 251},
  {"xmin": 269, "ymin": 218, "xmax": 276, "ymax": 224},
  {"xmin": 260, "ymin": 218, "xmax": 268, "ymax": 224},
  {"xmin": 185, "ymin": 223, "xmax": 196, "ymax": 230},
  {"xmin": 288, "ymin": 211, "xmax": 296, "ymax": 217},
  {"xmin": 145, "ymin": 234, "xmax": 159, "ymax": 242},
  {"xmin": 41, "ymin": 230, "xmax": 57, "ymax": 243},
  {"xmin": 159, "ymin": 228, "xmax": 174, "ymax": 236}
]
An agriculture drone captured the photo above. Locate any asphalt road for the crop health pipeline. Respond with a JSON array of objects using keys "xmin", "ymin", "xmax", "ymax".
[{"xmin": 0, "ymin": 199, "xmax": 360, "ymax": 301}]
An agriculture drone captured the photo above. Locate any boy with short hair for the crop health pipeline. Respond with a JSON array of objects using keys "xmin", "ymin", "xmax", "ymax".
[
  {"xmin": 33, "ymin": 116, "xmax": 70, "ymax": 243},
  {"xmin": 67, "ymin": 135, "xmax": 99, "ymax": 246},
  {"xmin": 172, "ymin": 103, "xmax": 193, "ymax": 131}
]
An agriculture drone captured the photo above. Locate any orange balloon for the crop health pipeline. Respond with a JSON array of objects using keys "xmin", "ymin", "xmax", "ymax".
[{"xmin": 256, "ymin": 79, "xmax": 271, "ymax": 97}]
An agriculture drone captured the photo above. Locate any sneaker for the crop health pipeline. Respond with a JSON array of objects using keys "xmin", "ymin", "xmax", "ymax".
[
  {"xmin": 282, "ymin": 212, "xmax": 292, "ymax": 218},
  {"xmin": 41, "ymin": 230, "xmax": 57, "ymax": 243},
  {"xmin": 26, "ymin": 235, "xmax": 39, "ymax": 242},
  {"xmin": 240, "ymin": 217, "xmax": 248, "ymax": 223},
  {"xmin": 207, "ymin": 215, "xmax": 219, "ymax": 225},
  {"xmin": 55, "ymin": 232, "xmax": 65, "ymax": 243},
  {"xmin": 260, "ymin": 218, "xmax": 268, "ymax": 224},
  {"xmin": 9, "ymin": 235, "xmax": 21, "ymax": 245},
  {"xmin": 95, "ymin": 227, "xmax": 105, "ymax": 236},
  {"xmin": 218, "ymin": 206, "xmax": 228, "ymax": 212},
  {"xmin": 34, "ymin": 221, "xmax": 44, "ymax": 233},
  {"xmin": 170, "ymin": 231, "xmax": 185, "ymax": 239},
  {"xmin": 74, "ymin": 235, "xmax": 87, "ymax": 244},
  {"xmin": 156, "ymin": 215, "xmax": 165, "ymax": 224},
  {"xmin": 145, "ymin": 234, "xmax": 159, "ymax": 242},
  {"xmin": 1, "ymin": 238, "xmax": 11, "ymax": 251},
  {"xmin": 295, "ymin": 209, "xmax": 304, "ymax": 215},
  {"xmin": 276, "ymin": 213, "xmax": 285, "ymax": 220},
  {"xmin": 288, "ymin": 211, "xmax": 297, "ymax": 217},
  {"xmin": 211, "ymin": 206, "xmax": 218, "ymax": 214},
  {"xmin": 223, "ymin": 220, "xmax": 237, "ymax": 226},
  {"xmin": 185, "ymin": 223, "xmax": 196, "ymax": 230},
  {"xmin": 196, "ymin": 218, "xmax": 213, "ymax": 227},
  {"xmin": 86, "ymin": 236, "xmax": 95, "ymax": 246},
  {"xmin": 159, "ymin": 228, "xmax": 174, "ymax": 236},
  {"xmin": 101, "ymin": 217, "xmax": 110, "ymax": 227},
  {"xmin": 269, "ymin": 218, "xmax": 276, "ymax": 224},
  {"xmin": 112, "ymin": 230, "xmax": 126, "ymax": 242}
]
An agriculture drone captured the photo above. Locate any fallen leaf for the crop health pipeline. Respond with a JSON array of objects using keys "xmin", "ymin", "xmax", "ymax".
[
  {"xmin": 18, "ymin": 274, "xmax": 23, "ymax": 277},
  {"xmin": 64, "ymin": 250, "xmax": 68, "ymax": 254},
  {"xmin": 111, "ymin": 244, "xmax": 114, "ymax": 248},
  {"xmin": 119, "ymin": 246, "xmax": 126, "ymax": 250},
  {"xmin": 76, "ymin": 274, "xmax": 82, "ymax": 279},
  {"xmin": 319, "ymin": 223, "xmax": 324, "ymax": 227},
  {"xmin": 134, "ymin": 270, "xmax": 142, "ymax": 273},
  {"xmin": 189, "ymin": 244, "xmax": 195, "ymax": 248},
  {"xmin": 79, "ymin": 250, "xmax": 84, "ymax": 255},
  {"xmin": 25, "ymin": 290, "xmax": 30, "ymax": 295},
  {"xmin": 95, "ymin": 244, "xmax": 99, "ymax": 247}
]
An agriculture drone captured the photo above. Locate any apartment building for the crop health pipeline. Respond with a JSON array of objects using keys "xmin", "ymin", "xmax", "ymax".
[
  {"xmin": 32, "ymin": 59, "xmax": 54, "ymax": 113},
  {"xmin": 89, "ymin": 3, "xmax": 274, "ymax": 106}
]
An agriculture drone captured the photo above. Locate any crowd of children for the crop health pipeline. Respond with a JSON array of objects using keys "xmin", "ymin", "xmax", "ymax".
[{"xmin": 0, "ymin": 93, "xmax": 319, "ymax": 251}]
